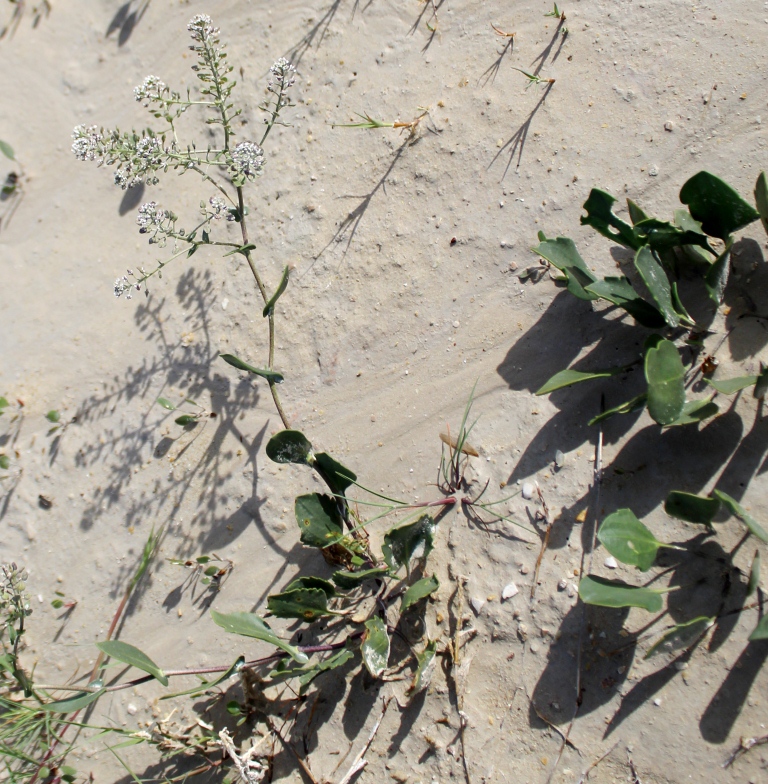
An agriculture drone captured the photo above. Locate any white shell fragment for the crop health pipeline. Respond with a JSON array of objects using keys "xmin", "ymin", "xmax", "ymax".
[
  {"xmin": 502, "ymin": 583, "xmax": 519, "ymax": 600},
  {"xmin": 604, "ymin": 556, "xmax": 619, "ymax": 569},
  {"xmin": 521, "ymin": 482, "xmax": 535, "ymax": 500},
  {"xmin": 555, "ymin": 450, "xmax": 565, "ymax": 468},
  {"xmin": 557, "ymin": 578, "xmax": 567, "ymax": 591},
  {"xmin": 470, "ymin": 596, "xmax": 485, "ymax": 615}
]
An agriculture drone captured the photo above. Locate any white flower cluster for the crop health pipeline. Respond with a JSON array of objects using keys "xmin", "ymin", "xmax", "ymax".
[
  {"xmin": 114, "ymin": 135, "xmax": 165, "ymax": 189},
  {"xmin": 209, "ymin": 196, "xmax": 229, "ymax": 219},
  {"xmin": 187, "ymin": 14, "xmax": 218, "ymax": 44},
  {"xmin": 268, "ymin": 58, "xmax": 296, "ymax": 92},
  {"xmin": 136, "ymin": 201, "xmax": 168, "ymax": 230},
  {"xmin": 229, "ymin": 141, "xmax": 265, "ymax": 181},
  {"xmin": 134, "ymin": 75, "xmax": 167, "ymax": 104},
  {"xmin": 114, "ymin": 274, "xmax": 139, "ymax": 299},
  {"xmin": 71, "ymin": 125, "xmax": 103, "ymax": 162}
]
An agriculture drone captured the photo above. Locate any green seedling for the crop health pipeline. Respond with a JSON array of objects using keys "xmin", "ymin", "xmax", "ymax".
[
  {"xmin": 512, "ymin": 68, "xmax": 556, "ymax": 89},
  {"xmin": 332, "ymin": 108, "xmax": 430, "ymax": 139},
  {"xmin": 50, "ymin": 591, "xmax": 77, "ymax": 611},
  {"xmin": 168, "ymin": 553, "xmax": 234, "ymax": 590},
  {"xmin": 156, "ymin": 396, "xmax": 213, "ymax": 427},
  {"xmin": 491, "ymin": 22, "xmax": 516, "ymax": 39},
  {"xmin": 544, "ymin": 3, "xmax": 565, "ymax": 20}
]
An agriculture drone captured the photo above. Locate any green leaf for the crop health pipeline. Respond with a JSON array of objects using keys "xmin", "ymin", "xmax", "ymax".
[
  {"xmin": 383, "ymin": 515, "xmax": 436, "ymax": 574},
  {"xmin": 284, "ymin": 576, "xmax": 336, "ymax": 598},
  {"xmin": 749, "ymin": 614, "xmax": 768, "ymax": 641},
  {"xmin": 585, "ymin": 277, "xmax": 666, "ymax": 328},
  {"xmin": 664, "ymin": 491, "xmax": 720, "ymax": 525},
  {"xmin": 755, "ymin": 172, "xmax": 768, "ymax": 236},
  {"xmin": 263, "ymin": 265, "xmax": 291, "ymax": 317},
  {"xmin": 664, "ymin": 397, "xmax": 719, "ymax": 427},
  {"xmin": 627, "ymin": 199, "xmax": 650, "ymax": 225},
  {"xmin": 633, "ymin": 246, "xmax": 680, "ymax": 327},
  {"xmin": 43, "ymin": 683, "xmax": 105, "ymax": 713},
  {"xmin": 267, "ymin": 588, "xmax": 335, "ymax": 622},
  {"xmin": 597, "ymin": 509, "xmax": 664, "ymax": 571},
  {"xmin": 532, "ymin": 235, "xmax": 597, "ymax": 300},
  {"xmin": 711, "ymin": 490, "xmax": 768, "ymax": 543},
  {"xmin": 219, "ymin": 354, "xmax": 284, "ymax": 384},
  {"xmin": 266, "ymin": 430, "xmax": 313, "ymax": 465},
  {"xmin": 46, "ymin": 410, "xmax": 60, "ymax": 423},
  {"xmin": 578, "ymin": 575, "xmax": 663, "ymax": 612},
  {"xmin": 314, "ymin": 452, "xmax": 357, "ymax": 497},
  {"xmin": 645, "ymin": 617, "xmax": 714, "ymax": 658},
  {"xmin": 753, "ymin": 364, "xmax": 768, "ymax": 400},
  {"xmin": 160, "ymin": 656, "xmax": 245, "ymax": 700},
  {"xmin": 588, "ymin": 393, "xmax": 647, "ymax": 426},
  {"xmin": 670, "ymin": 282, "xmax": 694, "ymax": 326},
  {"xmin": 535, "ymin": 365, "xmax": 626, "ymax": 396},
  {"xmin": 407, "ymin": 639, "xmax": 438, "ymax": 698},
  {"xmin": 95, "ymin": 641, "xmax": 168, "ymax": 686},
  {"xmin": 362, "ymin": 617, "xmax": 390, "ymax": 678},
  {"xmin": 401, "ymin": 575, "xmax": 440, "ymax": 612},
  {"xmin": 634, "ymin": 217, "xmax": 713, "ymax": 254},
  {"xmin": 174, "ymin": 414, "xmax": 198, "ymax": 426},
  {"xmin": 705, "ymin": 376, "xmax": 758, "ymax": 395},
  {"xmin": 222, "ymin": 243, "xmax": 257, "ymax": 257},
  {"xmin": 0, "ymin": 140, "xmax": 15, "ymax": 160},
  {"xmin": 645, "ymin": 339, "xmax": 685, "ymax": 425},
  {"xmin": 679, "ymin": 171, "xmax": 760, "ymax": 240},
  {"xmin": 211, "ymin": 610, "xmax": 308, "ymax": 664},
  {"xmin": 332, "ymin": 566, "xmax": 389, "ymax": 590},
  {"xmin": 581, "ymin": 189, "xmax": 641, "ymax": 250},
  {"xmin": 157, "ymin": 397, "xmax": 176, "ymax": 411},
  {"xmin": 0, "ymin": 397, "xmax": 8, "ymax": 410},
  {"xmin": 51, "ymin": 599, "xmax": 64, "ymax": 609},
  {"xmin": 294, "ymin": 493, "xmax": 344, "ymax": 548},
  {"xmin": 0, "ymin": 455, "xmax": 9, "ymax": 470},
  {"xmin": 299, "ymin": 649, "xmax": 354, "ymax": 691},
  {"xmin": 748, "ymin": 550, "xmax": 761, "ymax": 598},
  {"xmin": 704, "ymin": 239, "xmax": 733, "ymax": 304}
]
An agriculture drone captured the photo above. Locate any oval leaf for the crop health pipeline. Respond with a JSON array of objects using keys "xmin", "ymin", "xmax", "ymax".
[
  {"xmin": 362, "ymin": 617, "xmax": 390, "ymax": 678},
  {"xmin": 211, "ymin": 610, "xmax": 308, "ymax": 664},
  {"xmin": 284, "ymin": 576, "xmax": 336, "ymax": 598},
  {"xmin": 96, "ymin": 640, "xmax": 168, "ymax": 686},
  {"xmin": 42, "ymin": 686, "xmax": 105, "ymax": 713},
  {"xmin": 0, "ymin": 140, "xmax": 14, "ymax": 160},
  {"xmin": 219, "ymin": 354, "xmax": 284, "ymax": 384},
  {"xmin": 749, "ymin": 614, "xmax": 768, "ymax": 641},
  {"xmin": 532, "ymin": 234, "xmax": 597, "ymax": 300},
  {"xmin": 664, "ymin": 491, "xmax": 720, "ymax": 525},
  {"xmin": 680, "ymin": 171, "xmax": 760, "ymax": 240},
  {"xmin": 267, "ymin": 588, "xmax": 334, "ymax": 622},
  {"xmin": 401, "ymin": 574, "xmax": 440, "ymax": 612},
  {"xmin": 578, "ymin": 575, "xmax": 663, "ymax": 612},
  {"xmin": 536, "ymin": 366, "xmax": 625, "ymax": 396},
  {"xmin": 634, "ymin": 246, "xmax": 679, "ymax": 327},
  {"xmin": 332, "ymin": 566, "xmax": 389, "ymax": 590},
  {"xmin": 266, "ymin": 430, "xmax": 313, "ymax": 465},
  {"xmin": 645, "ymin": 617, "xmax": 714, "ymax": 659},
  {"xmin": 597, "ymin": 509, "xmax": 663, "ymax": 571},
  {"xmin": 711, "ymin": 489, "xmax": 768, "ymax": 543},
  {"xmin": 383, "ymin": 515, "xmax": 436, "ymax": 575},
  {"xmin": 174, "ymin": 414, "xmax": 198, "ymax": 426},
  {"xmin": 645, "ymin": 339, "xmax": 685, "ymax": 425},
  {"xmin": 704, "ymin": 375, "xmax": 758, "ymax": 395},
  {"xmin": 157, "ymin": 397, "xmax": 176, "ymax": 411},
  {"xmin": 313, "ymin": 452, "xmax": 357, "ymax": 497},
  {"xmin": 294, "ymin": 493, "xmax": 344, "ymax": 548}
]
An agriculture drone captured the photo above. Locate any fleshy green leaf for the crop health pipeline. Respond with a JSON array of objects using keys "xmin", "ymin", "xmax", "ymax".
[
  {"xmin": 284, "ymin": 576, "xmax": 336, "ymax": 598},
  {"xmin": 581, "ymin": 189, "xmax": 641, "ymax": 250},
  {"xmin": 298, "ymin": 648, "xmax": 354, "ymax": 690},
  {"xmin": 585, "ymin": 277, "xmax": 666, "ymax": 328},
  {"xmin": 0, "ymin": 397, "xmax": 8, "ymax": 410},
  {"xmin": 664, "ymin": 491, "xmax": 720, "ymax": 525},
  {"xmin": 294, "ymin": 493, "xmax": 344, "ymax": 548},
  {"xmin": 535, "ymin": 366, "xmax": 626, "ymax": 396},
  {"xmin": 634, "ymin": 246, "xmax": 680, "ymax": 327},
  {"xmin": 645, "ymin": 339, "xmax": 685, "ymax": 425},
  {"xmin": 401, "ymin": 575, "xmax": 440, "ymax": 612},
  {"xmin": 46, "ymin": 410, "xmax": 60, "ymax": 424},
  {"xmin": 645, "ymin": 617, "xmax": 714, "ymax": 659},
  {"xmin": 749, "ymin": 614, "xmax": 768, "ymax": 641},
  {"xmin": 211, "ymin": 610, "xmax": 308, "ymax": 664},
  {"xmin": 362, "ymin": 617, "xmax": 390, "ymax": 678},
  {"xmin": 0, "ymin": 140, "xmax": 14, "ymax": 160},
  {"xmin": 332, "ymin": 566, "xmax": 389, "ymax": 590},
  {"xmin": 705, "ymin": 375, "xmax": 758, "ymax": 395},
  {"xmin": 679, "ymin": 171, "xmax": 760, "ymax": 240},
  {"xmin": 532, "ymin": 234, "xmax": 598, "ymax": 300},
  {"xmin": 748, "ymin": 550, "xmax": 761, "ymax": 598},
  {"xmin": 95, "ymin": 641, "xmax": 168, "ymax": 686},
  {"xmin": 266, "ymin": 430, "xmax": 313, "ymax": 465},
  {"xmin": 588, "ymin": 393, "xmax": 647, "ymax": 426},
  {"xmin": 174, "ymin": 414, "xmax": 198, "ymax": 426},
  {"xmin": 664, "ymin": 397, "xmax": 719, "ymax": 427},
  {"xmin": 755, "ymin": 171, "xmax": 768, "ymax": 236},
  {"xmin": 314, "ymin": 452, "xmax": 357, "ymax": 497},
  {"xmin": 267, "ymin": 588, "xmax": 335, "ymax": 622},
  {"xmin": 407, "ymin": 639, "xmax": 438, "ymax": 698},
  {"xmin": 157, "ymin": 397, "xmax": 176, "ymax": 411},
  {"xmin": 711, "ymin": 490, "xmax": 768, "ymax": 543},
  {"xmin": 578, "ymin": 575, "xmax": 663, "ymax": 612},
  {"xmin": 627, "ymin": 199, "xmax": 650, "ymax": 225},
  {"xmin": 263, "ymin": 265, "xmax": 291, "ymax": 317},
  {"xmin": 219, "ymin": 354, "xmax": 284, "ymax": 384},
  {"xmin": 597, "ymin": 509, "xmax": 664, "ymax": 571},
  {"xmin": 753, "ymin": 364, "xmax": 768, "ymax": 400},
  {"xmin": 0, "ymin": 455, "xmax": 9, "ymax": 470},
  {"xmin": 160, "ymin": 656, "xmax": 245, "ymax": 700},
  {"xmin": 704, "ymin": 239, "xmax": 733, "ymax": 304},
  {"xmin": 634, "ymin": 217, "xmax": 712, "ymax": 253},
  {"xmin": 382, "ymin": 515, "xmax": 436, "ymax": 575},
  {"xmin": 42, "ymin": 685, "xmax": 106, "ymax": 713},
  {"xmin": 222, "ymin": 243, "xmax": 257, "ymax": 257}
]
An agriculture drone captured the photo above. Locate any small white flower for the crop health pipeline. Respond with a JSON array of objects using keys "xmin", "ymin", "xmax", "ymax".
[
  {"xmin": 134, "ymin": 75, "xmax": 167, "ymax": 103},
  {"xmin": 209, "ymin": 196, "xmax": 227, "ymax": 218},
  {"xmin": 114, "ymin": 276, "xmax": 134, "ymax": 299},
  {"xmin": 269, "ymin": 58, "xmax": 296, "ymax": 91},
  {"xmin": 230, "ymin": 141, "xmax": 265, "ymax": 181},
  {"xmin": 136, "ymin": 201, "xmax": 168, "ymax": 230},
  {"xmin": 71, "ymin": 125, "xmax": 103, "ymax": 161},
  {"xmin": 187, "ymin": 14, "xmax": 218, "ymax": 42}
]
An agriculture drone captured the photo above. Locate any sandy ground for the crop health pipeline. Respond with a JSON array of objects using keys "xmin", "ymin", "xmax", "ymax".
[{"xmin": 1, "ymin": 0, "xmax": 768, "ymax": 782}]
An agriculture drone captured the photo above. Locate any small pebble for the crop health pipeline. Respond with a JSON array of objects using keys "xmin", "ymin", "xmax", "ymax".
[
  {"xmin": 555, "ymin": 450, "xmax": 565, "ymax": 468},
  {"xmin": 520, "ymin": 564, "xmax": 530, "ymax": 575},
  {"xmin": 557, "ymin": 578, "xmax": 567, "ymax": 591},
  {"xmin": 648, "ymin": 164, "xmax": 659, "ymax": 177},
  {"xmin": 567, "ymin": 583, "xmax": 578, "ymax": 598},
  {"xmin": 653, "ymin": 698, "xmax": 662, "ymax": 707},
  {"xmin": 517, "ymin": 622, "xmax": 529, "ymax": 641},
  {"xmin": 664, "ymin": 121, "xmax": 673, "ymax": 131},
  {"xmin": 502, "ymin": 583, "xmax": 519, "ymax": 600},
  {"xmin": 452, "ymin": 320, "xmax": 460, "ymax": 329},
  {"xmin": 529, "ymin": 642, "xmax": 540, "ymax": 654},
  {"xmin": 521, "ymin": 482, "xmax": 535, "ymax": 500},
  {"xmin": 127, "ymin": 704, "xmax": 138, "ymax": 716},
  {"xmin": 604, "ymin": 556, "xmax": 619, "ymax": 569},
  {"xmin": 470, "ymin": 597, "xmax": 485, "ymax": 615}
]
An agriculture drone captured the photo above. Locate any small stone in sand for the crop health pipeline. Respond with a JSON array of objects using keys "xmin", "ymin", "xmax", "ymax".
[
  {"xmin": 604, "ymin": 556, "xmax": 618, "ymax": 569},
  {"xmin": 502, "ymin": 583, "xmax": 519, "ymax": 600},
  {"xmin": 470, "ymin": 597, "xmax": 485, "ymax": 615},
  {"xmin": 522, "ymin": 482, "xmax": 535, "ymax": 500}
]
